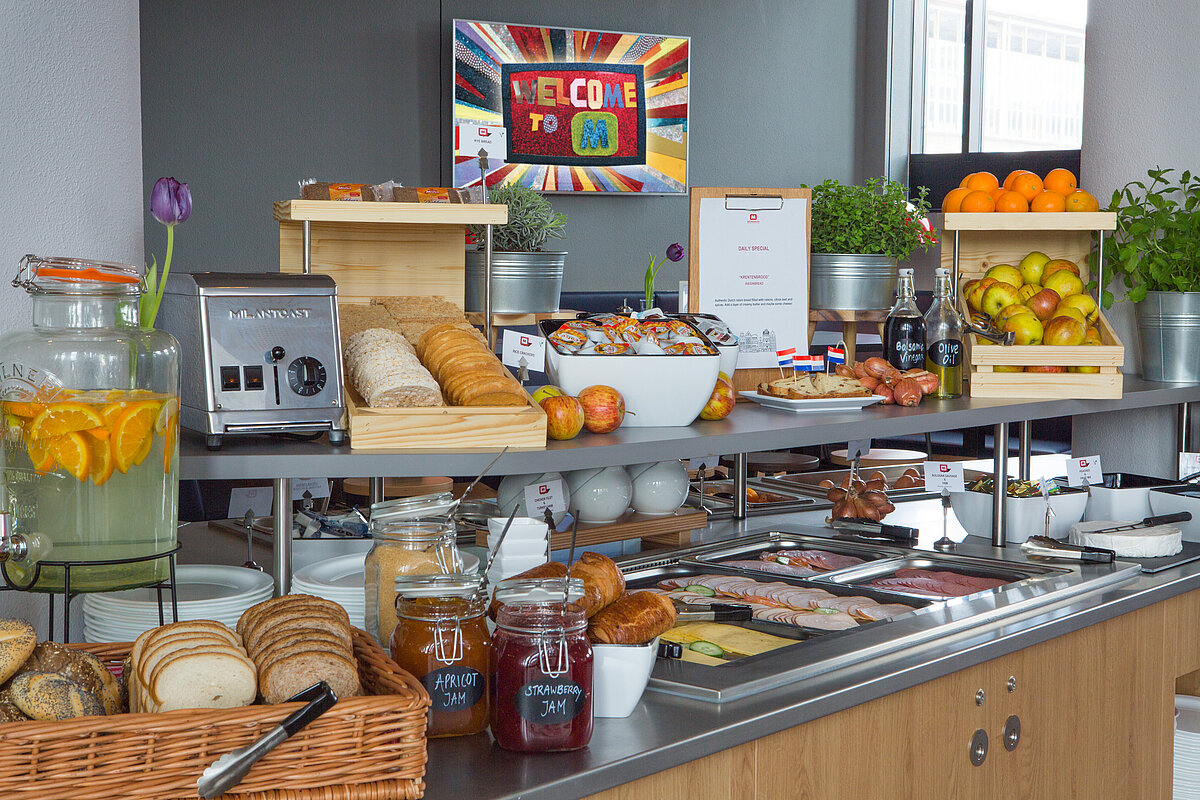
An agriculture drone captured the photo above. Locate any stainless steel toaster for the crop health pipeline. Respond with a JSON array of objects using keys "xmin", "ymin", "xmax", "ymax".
[{"xmin": 158, "ymin": 272, "xmax": 347, "ymax": 449}]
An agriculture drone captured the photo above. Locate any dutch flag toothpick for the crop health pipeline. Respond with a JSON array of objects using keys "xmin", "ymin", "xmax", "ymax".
[
  {"xmin": 794, "ymin": 354, "xmax": 824, "ymax": 372},
  {"xmin": 826, "ymin": 345, "xmax": 846, "ymax": 365}
]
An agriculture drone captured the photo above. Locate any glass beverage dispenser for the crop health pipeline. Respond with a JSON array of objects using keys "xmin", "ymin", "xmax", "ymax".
[{"xmin": 0, "ymin": 256, "xmax": 181, "ymax": 592}]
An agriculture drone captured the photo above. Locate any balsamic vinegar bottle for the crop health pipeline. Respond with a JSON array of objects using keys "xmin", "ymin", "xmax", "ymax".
[
  {"xmin": 923, "ymin": 268, "xmax": 964, "ymax": 399},
  {"xmin": 883, "ymin": 268, "xmax": 925, "ymax": 371}
]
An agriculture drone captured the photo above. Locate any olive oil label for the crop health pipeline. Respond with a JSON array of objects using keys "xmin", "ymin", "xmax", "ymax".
[
  {"xmin": 422, "ymin": 666, "xmax": 484, "ymax": 711},
  {"xmin": 515, "ymin": 678, "xmax": 585, "ymax": 724},
  {"xmin": 927, "ymin": 339, "xmax": 963, "ymax": 368}
]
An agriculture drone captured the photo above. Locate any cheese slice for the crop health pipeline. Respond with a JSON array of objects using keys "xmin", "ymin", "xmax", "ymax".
[
  {"xmin": 661, "ymin": 622, "xmax": 795, "ymax": 658},
  {"xmin": 1068, "ymin": 520, "xmax": 1183, "ymax": 558}
]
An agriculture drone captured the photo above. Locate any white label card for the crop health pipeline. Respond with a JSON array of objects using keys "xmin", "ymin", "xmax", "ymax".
[
  {"xmin": 924, "ymin": 461, "xmax": 966, "ymax": 493},
  {"xmin": 846, "ymin": 439, "xmax": 872, "ymax": 460},
  {"xmin": 688, "ymin": 456, "xmax": 718, "ymax": 471},
  {"xmin": 1066, "ymin": 455, "xmax": 1104, "ymax": 487},
  {"xmin": 524, "ymin": 479, "xmax": 567, "ymax": 517},
  {"xmin": 291, "ymin": 477, "xmax": 331, "ymax": 501},
  {"xmin": 1181, "ymin": 452, "xmax": 1200, "ymax": 481},
  {"xmin": 501, "ymin": 329, "xmax": 546, "ymax": 372},
  {"xmin": 228, "ymin": 487, "xmax": 273, "ymax": 520}
]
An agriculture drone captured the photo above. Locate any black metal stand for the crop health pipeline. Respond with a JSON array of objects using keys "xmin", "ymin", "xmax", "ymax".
[{"xmin": 0, "ymin": 544, "xmax": 181, "ymax": 643}]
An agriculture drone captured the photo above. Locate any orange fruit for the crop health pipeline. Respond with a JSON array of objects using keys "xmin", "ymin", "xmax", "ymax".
[
  {"xmin": 111, "ymin": 401, "xmax": 158, "ymax": 474},
  {"xmin": 3, "ymin": 401, "xmax": 43, "ymax": 418},
  {"xmin": 87, "ymin": 434, "xmax": 115, "ymax": 486},
  {"xmin": 988, "ymin": 187, "xmax": 1007, "ymax": 202},
  {"xmin": 27, "ymin": 402, "xmax": 104, "ymax": 439},
  {"xmin": 85, "ymin": 427, "xmax": 110, "ymax": 441},
  {"xmin": 1044, "ymin": 168, "xmax": 1078, "ymax": 195},
  {"xmin": 959, "ymin": 173, "xmax": 976, "ymax": 188},
  {"xmin": 1002, "ymin": 170, "xmax": 1031, "ymax": 190},
  {"xmin": 959, "ymin": 190, "xmax": 996, "ymax": 213},
  {"xmin": 26, "ymin": 437, "xmax": 56, "ymax": 473},
  {"xmin": 51, "ymin": 431, "xmax": 90, "ymax": 482},
  {"xmin": 1030, "ymin": 191, "xmax": 1066, "ymax": 212},
  {"xmin": 964, "ymin": 172, "xmax": 1000, "ymax": 192},
  {"xmin": 942, "ymin": 187, "xmax": 972, "ymax": 213},
  {"xmin": 162, "ymin": 414, "xmax": 177, "ymax": 474},
  {"xmin": 1011, "ymin": 172, "xmax": 1044, "ymax": 202},
  {"xmin": 994, "ymin": 191, "xmax": 1030, "ymax": 213},
  {"xmin": 100, "ymin": 402, "xmax": 128, "ymax": 427},
  {"xmin": 1064, "ymin": 189, "xmax": 1100, "ymax": 212}
]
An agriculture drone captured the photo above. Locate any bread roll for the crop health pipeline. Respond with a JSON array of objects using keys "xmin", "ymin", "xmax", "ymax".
[
  {"xmin": 8, "ymin": 671, "xmax": 104, "ymax": 721},
  {"xmin": 0, "ymin": 618, "xmax": 36, "ymax": 684},
  {"xmin": 587, "ymin": 591, "xmax": 677, "ymax": 645},
  {"xmin": 569, "ymin": 552, "xmax": 625, "ymax": 618}
]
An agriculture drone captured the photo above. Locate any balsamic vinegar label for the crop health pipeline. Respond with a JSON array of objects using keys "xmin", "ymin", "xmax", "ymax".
[
  {"xmin": 422, "ymin": 666, "xmax": 484, "ymax": 711},
  {"xmin": 514, "ymin": 677, "xmax": 585, "ymax": 724},
  {"xmin": 927, "ymin": 339, "xmax": 963, "ymax": 368},
  {"xmin": 888, "ymin": 339, "xmax": 925, "ymax": 370}
]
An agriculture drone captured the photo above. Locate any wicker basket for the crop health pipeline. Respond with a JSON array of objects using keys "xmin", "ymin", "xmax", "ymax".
[{"xmin": 0, "ymin": 628, "xmax": 430, "ymax": 800}]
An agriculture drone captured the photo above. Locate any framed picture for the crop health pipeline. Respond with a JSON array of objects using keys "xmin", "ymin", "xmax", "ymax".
[{"xmin": 452, "ymin": 19, "xmax": 690, "ymax": 195}]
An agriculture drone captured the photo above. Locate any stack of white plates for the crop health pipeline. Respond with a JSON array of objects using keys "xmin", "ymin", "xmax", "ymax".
[
  {"xmin": 291, "ymin": 552, "xmax": 368, "ymax": 630},
  {"xmin": 82, "ymin": 565, "xmax": 273, "ymax": 643},
  {"xmin": 1175, "ymin": 695, "xmax": 1200, "ymax": 798}
]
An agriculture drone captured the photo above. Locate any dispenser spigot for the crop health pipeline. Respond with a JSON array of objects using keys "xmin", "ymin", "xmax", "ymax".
[{"xmin": 0, "ymin": 511, "xmax": 28, "ymax": 563}]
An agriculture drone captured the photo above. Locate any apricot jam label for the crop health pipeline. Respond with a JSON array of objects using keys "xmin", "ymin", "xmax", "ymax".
[{"xmin": 422, "ymin": 666, "xmax": 484, "ymax": 712}]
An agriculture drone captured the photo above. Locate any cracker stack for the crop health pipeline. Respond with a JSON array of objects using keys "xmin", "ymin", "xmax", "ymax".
[
  {"xmin": 343, "ymin": 328, "xmax": 443, "ymax": 408},
  {"xmin": 237, "ymin": 595, "xmax": 361, "ymax": 705},
  {"xmin": 417, "ymin": 323, "xmax": 527, "ymax": 406}
]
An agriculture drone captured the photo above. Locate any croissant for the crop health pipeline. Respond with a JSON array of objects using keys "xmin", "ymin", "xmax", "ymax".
[
  {"xmin": 569, "ymin": 552, "xmax": 625, "ymax": 618},
  {"xmin": 587, "ymin": 591, "xmax": 677, "ymax": 645}
]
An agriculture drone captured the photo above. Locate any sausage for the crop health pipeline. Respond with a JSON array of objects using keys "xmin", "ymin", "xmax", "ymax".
[
  {"xmin": 487, "ymin": 561, "xmax": 567, "ymax": 619},
  {"xmin": 569, "ymin": 552, "xmax": 625, "ymax": 618},
  {"xmin": 587, "ymin": 591, "xmax": 677, "ymax": 645}
]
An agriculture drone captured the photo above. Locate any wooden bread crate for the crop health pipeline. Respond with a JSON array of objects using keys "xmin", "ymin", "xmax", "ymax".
[
  {"xmin": 275, "ymin": 200, "xmax": 548, "ymax": 450},
  {"xmin": 0, "ymin": 628, "xmax": 429, "ymax": 800},
  {"xmin": 941, "ymin": 212, "xmax": 1124, "ymax": 399}
]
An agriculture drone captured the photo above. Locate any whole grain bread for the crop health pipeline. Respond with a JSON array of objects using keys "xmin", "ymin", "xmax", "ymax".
[{"xmin": 260, "ymin": 649, "xmax": 361, "ymax": 705}]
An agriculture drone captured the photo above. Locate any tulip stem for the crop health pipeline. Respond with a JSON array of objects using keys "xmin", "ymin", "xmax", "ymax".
[{"xmin": 147, "ymin": 225, "xmax": 174, "ymax": 328}]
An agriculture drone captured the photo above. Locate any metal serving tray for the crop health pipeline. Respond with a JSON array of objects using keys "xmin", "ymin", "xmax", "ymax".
[
  {"xmin": 762, "ymin": 466, "xmax": 989, "ymax": 499},
  {"xmin": 686, "ymin": 478, "xmax": 815, "ymax": 518},
  {"xmin": 684, "ymin": 531, "xmax": 906, "ymax": 574},
  {"xmin": 811, "ymin": 553, "xmax": 1069, "ymax": 597}
]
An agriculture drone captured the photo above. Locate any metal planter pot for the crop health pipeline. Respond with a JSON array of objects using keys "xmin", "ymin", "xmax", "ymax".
[
  {"xmin": 464, "ymin": 250, "xmax": 565, "ymax": 314},
  {"xmin": 1135, "ymin": 290, "xmax": 1200, "ymax": 382},
  {"xmin": 809, "ymin": 253, "xmax": 897, "ymax": 311}
]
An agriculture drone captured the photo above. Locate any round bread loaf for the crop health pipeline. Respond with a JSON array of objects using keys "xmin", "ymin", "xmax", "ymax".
[
  {"xmin": 0, "ymin": 618, "xmax": 37, "ymax": 684},
  {"xmin": 8, "ymin": 671, "xmax": 104, "ymax": 721}
]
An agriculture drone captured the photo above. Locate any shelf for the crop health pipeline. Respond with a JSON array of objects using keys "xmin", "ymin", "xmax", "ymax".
[
  {"xmin": 272, "ymin": 200, "xmax": 508, "ymax": 225},
  {"xmin": 941, "ymin": 211, "xmax": 1116, "ymax": 231},
  {"xmin": 178, "ymin": 375, "xmax": 1200, "ymax": 481}
]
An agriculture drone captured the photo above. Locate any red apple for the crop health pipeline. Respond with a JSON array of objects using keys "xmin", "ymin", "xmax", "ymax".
[
  {"xmin": 699, "ymin": 376, "xmax": 736, "ymax": 420},
  {"xmin": 577, "ymin": 385, "xmax": 625, "ymax": 434},
  {"xmin": 1025, "ymin": 365, "xmax": 1066, "ymax": 373},
  {"xmin": 1026, "ymin": 288, "xmax": 1061, "ymax": 321},
  {"xmin": 540, "ymin": 394, "xmax": 585, "ymax": 440}
]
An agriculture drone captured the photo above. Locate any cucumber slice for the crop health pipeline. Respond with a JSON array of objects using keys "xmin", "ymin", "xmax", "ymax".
[
  {"xmin": 689, "ymin": 641, "xmax": 725, "ymax": 657},
  {"xmin": 684, "ymin": 584, "xmax": 716, "ymax": 597},
  {"xmin": 813, "ymin": 607, "xmax": 839, "ymax": 615}
]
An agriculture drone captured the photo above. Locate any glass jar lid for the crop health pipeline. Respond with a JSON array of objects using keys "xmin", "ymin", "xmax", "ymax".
[
  {"xmin": 370, "ymin": 518, "xmax": 454, "ymax": 542},
  {"xmin": 370, "ymin": 491, "xmax": 456, "ymax": 524},
  {"xmin": 394, "ymin": 573, "xmax": 485, "ymax": 597},
  {"xmin": 14, "ymin": 255, "xmax": 143, "ymax": 296},
  {"xmin": 492, "ymin": 576, "xmax": 585, "ymax": 607}
]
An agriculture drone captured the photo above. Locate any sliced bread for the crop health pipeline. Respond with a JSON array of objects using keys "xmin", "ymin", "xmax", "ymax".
[
  {"xmin": 252, "ymin": 629, "xmax": 352, "ymax": 667},
  {"xmin": 237, "ymin": 594, "xmax": 347, "ymax": 636},
  {"xmin": 260, "ymin": 649, "xmax": 360, "ymax": 705},
  {"xmin": 244, "ymin": 607, "xmax": 350, "ymax": 655},
  {"xmin": 149, "ymin": 649, "xmax": 257, "ymax": 712},
  {"xmin": 248, "ymin": 618, "xmax": 353, "ymax": 660}
]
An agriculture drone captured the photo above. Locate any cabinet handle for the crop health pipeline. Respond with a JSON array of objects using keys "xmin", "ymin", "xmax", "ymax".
[
  {"xmin": 975, "ymin": 688, "xmax": 986, "ymax": 706},
  {"xmin": 970, "ymin": 729, "xmax": 989, "ymax": 766},
  {"xmin": 1007, "ymin": 676, "xmax": 1017, "ymax": 693},
  {"xmin": 1003, "ymin": 715, "xmax": 1021, "ymax": 751}
]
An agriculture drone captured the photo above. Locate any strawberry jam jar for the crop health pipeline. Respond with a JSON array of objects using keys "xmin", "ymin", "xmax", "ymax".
[{"xmin": 489, "ymin": 578, "xmax": 593, "ymax": 752}]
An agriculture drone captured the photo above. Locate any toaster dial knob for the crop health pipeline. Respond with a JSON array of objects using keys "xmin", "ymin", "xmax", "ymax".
[{"xmin": 287, "ymin": 356, "xmax": 326, "ymax": 397}]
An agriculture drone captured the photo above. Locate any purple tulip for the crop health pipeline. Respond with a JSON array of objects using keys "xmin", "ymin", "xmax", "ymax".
[
  {"xmin": 666, "ymin": 242, "xmax": 684, "ymax": 262},
  {"xmin": 150, "ymin": 177, "xmax": 192, "ymax": 225}
]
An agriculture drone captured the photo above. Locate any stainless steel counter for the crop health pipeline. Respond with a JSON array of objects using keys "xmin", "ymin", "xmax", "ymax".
[{"xmin": 422, "ymin": 511, "xmax": 1200, "ymax": 800}]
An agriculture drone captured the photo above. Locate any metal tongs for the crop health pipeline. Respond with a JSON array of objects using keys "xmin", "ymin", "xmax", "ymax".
[
  {"xmin": 674, "ymin": 602, "xmax": 753, "ymax": 623},
  {"xmin": 831, "ymin": 517, "xmax": 919, "ymax": 543},
  {"xmin": 1021, "ymin": 536, "xmax": 1115, "ymax": 563},
  {"xmin": 966, "ymin": 313, "xmax": 1016, "ymax": 346}
]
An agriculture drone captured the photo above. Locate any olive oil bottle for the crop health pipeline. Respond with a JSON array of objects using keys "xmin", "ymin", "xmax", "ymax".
[{"xmin": 923, "ymin": 268, "xmax": 963, "ymax": 399}]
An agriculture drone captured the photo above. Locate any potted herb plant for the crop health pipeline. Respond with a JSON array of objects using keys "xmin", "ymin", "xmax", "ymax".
[
  {"xmin": 465, "ymin": 183, "xmax": 567, "ymax": 314},
  {"xmin": 1104, "ymin": 167, "xmax": 1200, "ymax": 382},
  {"xmin": 808, "ymin": 177, "xmax": 937, "ymax": 311}
]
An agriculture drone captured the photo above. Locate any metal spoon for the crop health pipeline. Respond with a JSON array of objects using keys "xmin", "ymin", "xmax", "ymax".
[
  {"xmin": 448, "ymin": 445, "xmax": 509, "ymax": 514},
  {"xmin": 563, "ymin": 512, "xmax": 580, "ymax": 605}
]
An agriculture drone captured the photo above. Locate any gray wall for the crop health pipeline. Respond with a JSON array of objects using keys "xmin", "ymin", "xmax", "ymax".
[
  {"xmin": 0, "ymin": 0, "xmax": 143, "ymax": 637},
  {"xmin": 1071, "ymin": 0, "xmax": 1200, "ymax": 478},
  {"xmin": 141, "ymin": 0, "xmax": 870, "ymax": 292}
]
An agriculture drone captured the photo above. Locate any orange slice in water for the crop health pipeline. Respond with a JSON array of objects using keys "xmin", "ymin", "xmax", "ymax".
[
  {"xmin": 28, "ymin": 402, "xmax": 104, "ymax": 439},
  {"xmin": 111, "ymin": 401, "xmax": 158, "ymax": 474},
  {"xmin": 26, "ymin": 437, "xmax": 56, "ymax": 473},
  {"xmin": 3, "ymin": 401, "xmax": 43, "ymax": 418},
  {"xmin": 88, "ymin": 435, "xmax": 115, "ymax": 486},
  {"xmin": 51, "ymin": 432, "xmax": 90, "ymax": 482},
  {"xmin": 100, "ymin": 401, "xmax": 128, "ymax": 428},
  {"xmin": 162, "ymin": 413, "xmax": 177, "ymax": 474}
]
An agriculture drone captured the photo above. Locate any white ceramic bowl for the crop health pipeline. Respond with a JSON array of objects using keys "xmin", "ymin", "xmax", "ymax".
[
  {"xmin": 1083, "ymin": 473, "xmax": 1178, "ymax": 522},
  {"xmin": 950, "ymin": 487, "xmax": 1089, "ymax": 544},
  {"xmin": 592, "ymin": 637, "xmax": 659, "ymax": 718},
  {"xmin": 628, "ymin": 460, "xmax": 689, "ymax": 516},
  {"xmin": 542, "ymin": 328, "xmax": 720, "ymax": 427},
  {"xmin": 565, "ymin": 466, "xmax": 632, "ymax": 523},
  {"xmin": 1149, "ymin": 486, "xmax": 1200, "ymax": 540},
  {"xmin": 496, "ymin": 472, "xmax": 571, "ymax": 525},
  {"xmin": 486, "ymin": 516, "xmax": 550, "ymax": 541}
]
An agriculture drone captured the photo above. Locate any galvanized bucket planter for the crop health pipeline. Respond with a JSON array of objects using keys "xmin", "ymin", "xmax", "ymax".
[
  {"xmin": 1135, "ymin": 291, "xmax": 1200, "ymax": 383},
  {"xmin": 809, "ymin": 253, "xmax": 897, "ymax": 311},
  {"xmin": 464, "ymin": 250, "xmax": 566, "ymax": 314}
]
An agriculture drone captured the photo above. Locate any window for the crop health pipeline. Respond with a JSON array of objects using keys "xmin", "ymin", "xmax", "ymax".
[{"xmin": 914, "ymin": 0, "xmax": 1088, "ymax": 155}]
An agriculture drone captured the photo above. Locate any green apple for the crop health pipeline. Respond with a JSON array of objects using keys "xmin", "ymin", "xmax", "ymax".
[
  {"xmin": 1018, "ymin": 251, "xmax": 1051, "ymax": 285},
  {"xmin": 1002, "ymin": 312, "xmax": 1043, "ymax": 345},
  {"xmin": 1044, "ymin": 270, "xmax": 1084, "ymax": 298},
  {"xmin": 994, "ymin": 365, "xmax": 1024, "ymax": 373},
  {"xmin": 982, "ymin": 282, "xmax": 1021, "ymax": 318},
  {"xmin": 532, "ymin": 385, "xmax": 565, "ymax": 404},
  {"xmin": 1018, "ymin": 284, "xmax": 1042, "ymax": 303},
  {"xmin": 1042, "ymin": 316, "xmax": 1086, "ymax": 346},
  {"xmin": 1052, "ymin": 306, "xmax": 1087, "ymax": 326},
  {"xmin": 985, "ymin": 264, "xmax": 1023, "ymax": 288},
  {"xmin": 1069, "ymin": 365, "xmax": 1101, "ymax": 373},
  {"xmin": 1058, "ymin": 293, "xmax": 1098, "ymax": 324},
  {"xmin": 996, "ymin": 304, "xmax": 1034, "ymax": 323},
  {"xmin": 967, "ymin": 278, "xmax": 999, "ymax": 313}
]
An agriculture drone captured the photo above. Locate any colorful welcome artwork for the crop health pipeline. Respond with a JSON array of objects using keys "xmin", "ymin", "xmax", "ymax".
[{"xmin": 452, "ymin": 20, "xmax": 689, "ymax": 194}]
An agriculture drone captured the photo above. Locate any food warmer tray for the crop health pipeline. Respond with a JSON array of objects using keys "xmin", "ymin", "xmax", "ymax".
[
  {"xmin": 617, "ymin": 530, "xmax": 1141, "ymax": 703},
  {"xmin": 683, "ymin": 531, "xmax": 908, "ymax": 571},
  {"xmin": 686, "ymin": 478, "xmax": 816, "ymax": 518},
  {"xmin": 810, "ymin": 553, "xmax": 1067, "ymax": 596},
  {"xmin": 761, "ymin": 466, "xmax": 990, "ymax": 499}
]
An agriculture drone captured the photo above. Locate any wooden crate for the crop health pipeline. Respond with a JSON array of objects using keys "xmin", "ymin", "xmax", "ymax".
[
  {"xmin": 275, "ymin": 200, "xmax": 548, "ymax": 450},
  {"xmin": 941, "ymin": 212, "xmax": 1124, "ymax": 399}
]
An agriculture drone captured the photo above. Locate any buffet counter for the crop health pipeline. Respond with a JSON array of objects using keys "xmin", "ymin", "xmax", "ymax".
[{"xmin": 423, "ymin": 509, "xmax": 1200, "ymax": 800}]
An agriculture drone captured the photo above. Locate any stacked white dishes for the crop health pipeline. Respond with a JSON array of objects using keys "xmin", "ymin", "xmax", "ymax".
[
  {"xmin": 292, "ymin": 550, "xmax": 481, "ymax": 631},
  {"xmin": 1175, "ymin": 695, "xmax": 1200, "ymax": 798},
  {"xmin": 486, "ymin": 516, "xmax": 550, "ymax": 584},
  {"xmin": 82, "ymin": 564, "xmax": 273, "ymax": 643}
]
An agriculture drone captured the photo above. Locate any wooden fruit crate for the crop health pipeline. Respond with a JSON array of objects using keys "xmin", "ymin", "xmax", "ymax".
[
  {"xmin": 941, "ymin": 212, "xmax": 1123, "ymax": 399},
  {"xmin": 275, "ymin": 200, "xmax": 548, "ymax": 450}
]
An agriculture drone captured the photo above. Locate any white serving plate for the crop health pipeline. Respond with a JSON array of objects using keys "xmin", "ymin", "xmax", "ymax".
[
  {"xmin": 83, "ymin": 565, "xmax": 273, "ymax": 608},
  {"xmin": 738, "ymin": 391, "xmax": 885, "ymax": 413}
]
